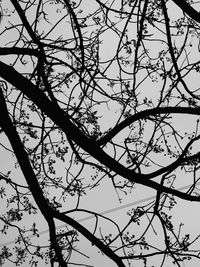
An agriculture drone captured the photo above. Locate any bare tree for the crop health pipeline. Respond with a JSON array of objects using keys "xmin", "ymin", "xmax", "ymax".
[{"xmin": 1, "ymin": 0, "xmax": 200, "ymax": 266}]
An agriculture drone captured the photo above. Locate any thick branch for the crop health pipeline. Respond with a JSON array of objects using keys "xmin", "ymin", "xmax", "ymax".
[
  {"xmin": 0, "ymin": 61, "xmax": 200, "ymax": 202},
  {"xmin": 0, "ymin": 87, "xmax": 125, "ymax": 267},
  {"xmin": 10, "ymin": 0, "xmax": 41, "ymax": 47},
  {"xmin": 0, "ymin": 47, "xmax": 39, "ymax": 56},
  {"xmin": 172, "ymin": 0, "xmax": 200, "ymax": 23},
  {"xmin": 0, "ymin": 89, "xmax": 49, "ymax": 214}
]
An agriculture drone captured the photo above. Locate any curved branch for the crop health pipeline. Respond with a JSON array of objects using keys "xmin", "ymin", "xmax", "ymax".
[
  {"xmin": 62, "ymin": 0, "xmax": 85, "ymax": 68},
  {"xmin": 146, "ymin": 135, "xmax": 200, "ymax": 179},
  {"xmin": 97, "ymin": 107, "xmax": 200, "ymax": 145}
]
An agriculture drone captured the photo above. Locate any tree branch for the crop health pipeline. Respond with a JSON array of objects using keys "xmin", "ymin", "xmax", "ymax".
[
  {"xmin": 97, "ymin": 107, "xmax": 200, "ymax": 145},
  {"xmin": 172, "ymin": 0, "xmax": 200, "ymax": 23},
  {"xmin": 0, "ymin": 86, "xmax": 125, "ymax": 267},
  {"xmin": 0, "ymin": 61, "xmax": 199, "ymax": 203},
  {"xmin": 0, "ymin": 47, "xmax": 39, "ymax": 56}
]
